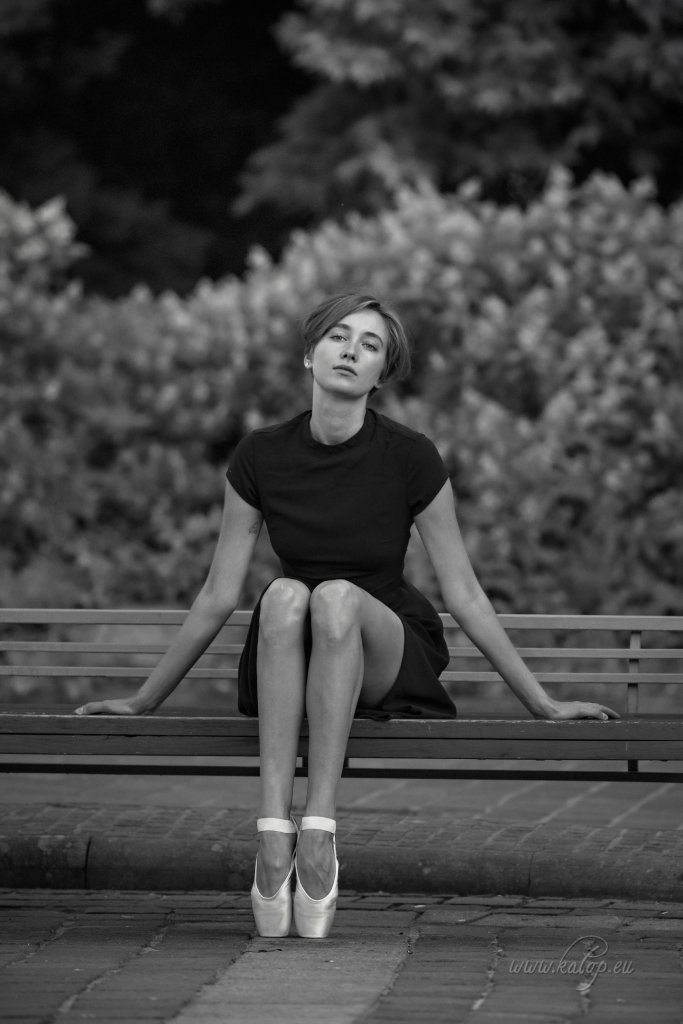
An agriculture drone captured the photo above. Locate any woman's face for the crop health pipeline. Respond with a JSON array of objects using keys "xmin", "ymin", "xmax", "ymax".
[{"xmin": 309, "ymin": 308, "xmax": 389, "ymax": 396}]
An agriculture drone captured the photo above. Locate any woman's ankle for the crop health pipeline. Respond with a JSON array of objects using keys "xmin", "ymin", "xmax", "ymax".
[
  {"xmin": 296, "ymin": 828, "xmax": 334, "ymax": 861},
  {"xmin": 259, "ymin": 831, "xmax": 296, "ymax": 860},
  {"xmin": 302, "ymin": 807, "xmax": 336, "ymax": 821}
]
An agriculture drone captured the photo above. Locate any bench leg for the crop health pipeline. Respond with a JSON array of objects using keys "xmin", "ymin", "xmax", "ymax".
[{"xmin": 627, "ymin": 759, "xmax": 639, "ymax": 772}]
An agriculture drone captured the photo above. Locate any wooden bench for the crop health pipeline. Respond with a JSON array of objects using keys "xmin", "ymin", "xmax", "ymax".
[{"xmin": 1, "ymin": 608, "xmax": 682, "ymax": 782}]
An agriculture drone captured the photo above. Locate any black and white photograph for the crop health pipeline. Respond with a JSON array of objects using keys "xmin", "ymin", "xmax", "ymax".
[{"xmin": 1, "ymin": 1, "xmax": 683, "ymax": 1021}]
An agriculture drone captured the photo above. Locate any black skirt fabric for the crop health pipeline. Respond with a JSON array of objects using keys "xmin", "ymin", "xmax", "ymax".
[{"xmin": 237, "ymin": 574, "xmax": 457, "ymax": 720}]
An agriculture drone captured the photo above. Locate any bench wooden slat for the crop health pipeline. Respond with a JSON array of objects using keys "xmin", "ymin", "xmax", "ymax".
[
  {"xmin": 0, "ymin": 666, "xmax": 236, "ymax": 679},
  {"xmin": 1, "ymin": 733, "xmax": 680, "ymax": 760},
  {"xmin": 2, "ymin": 762, "xmax": 681, "ymax": 782},
  {"xmin": 3, "ymin": 608, "xmax": 683, "ymax": 631},
  {"xmin": 0, "ymin": 708, "xmax": 679, "ymax": 739},
  {"xmin": 3, "ymin": 641, "xmax": 683, "ymax": 660},
  {"xmin": 0, "ymin": 609, "xmax": 250, "ymax": 626},
  {"xmin": 0, "ymin": 641, "xmax": 245, "ymax": 655},
  {"xmin": 3, "ymin": 665, "xmax": 682, "ymax": 684},
  {"xmin": 448, "ymin": 615, "xmax": 683, "ymax": 630},
  {"xmin": 449, "ymin": 648, "xmax": 683, "ymax": 660},
  {"xmin": 442, "ymin": 672, "xmax": 683, "ymax": 684}
]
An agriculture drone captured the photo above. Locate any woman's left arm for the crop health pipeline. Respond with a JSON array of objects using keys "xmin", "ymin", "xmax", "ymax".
[{"xmin": 414, "ymin": 482, "xmax": 619, "ymax": 721}]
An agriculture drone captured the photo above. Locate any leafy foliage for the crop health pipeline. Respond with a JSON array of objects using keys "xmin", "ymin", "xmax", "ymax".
[
  {"xmin": 3, "ymin": 167, "xmax": 683, "ymax": 619},
  {"xmin": 237, "ymin": 0, "xmax": 683, "ymax": 219},
  {"xmin": 0, "ymin": 0, "xmax": 308, "ymax": 295}
]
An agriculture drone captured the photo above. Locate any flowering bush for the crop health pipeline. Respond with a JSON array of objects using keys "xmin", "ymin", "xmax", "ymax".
[
  {"xmin": 0, "ymin": 191, "xmax": 248, "ymax": 606},
  {"xmin": 2, "ymin": 168, "xmax": 683, "ymax": 616}
]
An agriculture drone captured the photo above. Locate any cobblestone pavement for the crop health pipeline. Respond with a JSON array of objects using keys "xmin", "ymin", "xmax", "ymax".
[{"xmin": 1, "ymin": 890, "xmax": 682, "ymax": 1024}]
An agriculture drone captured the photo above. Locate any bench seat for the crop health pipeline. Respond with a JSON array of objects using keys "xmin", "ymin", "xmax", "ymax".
[
  {"xmin": 1, "ymin": 706, "xmax": 682, "ymax": 782},
  {"xmin": 1, "ymin": 609, "xmax": 682, "ymax": 783}
]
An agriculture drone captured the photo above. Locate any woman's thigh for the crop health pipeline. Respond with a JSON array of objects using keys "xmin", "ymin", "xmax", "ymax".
[{"xmin": 310, "ymin": 580, "xmax": 405, "ymax": 708}]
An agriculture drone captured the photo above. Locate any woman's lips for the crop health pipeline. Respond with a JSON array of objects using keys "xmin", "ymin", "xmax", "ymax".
[{"xmin": 334, "ymin": 366, "xmax": 356, "ymax": 375}]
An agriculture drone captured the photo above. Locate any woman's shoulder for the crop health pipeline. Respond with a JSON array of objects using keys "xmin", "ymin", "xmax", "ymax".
[
  {"xmin": 247, "ymin": 410, "xmax": 309, "ymax": 442},
  {"xmin": 372, "ymin": 410, "xmax": 435, "ymax": 447}
]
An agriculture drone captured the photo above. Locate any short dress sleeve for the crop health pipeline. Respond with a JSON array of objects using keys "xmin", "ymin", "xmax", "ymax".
[
  {"xmin": 407, "ymin": 434, "xmax": 450, "ymax": 518},
  {"xmin": 226, "ymin": 433, "xmax": 262, "ymax": 511}
]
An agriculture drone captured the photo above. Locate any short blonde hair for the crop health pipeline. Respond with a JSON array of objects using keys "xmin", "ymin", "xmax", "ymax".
[{"xmin": 301, "ymin": 292, "xmax": 412, "ymax": 396}]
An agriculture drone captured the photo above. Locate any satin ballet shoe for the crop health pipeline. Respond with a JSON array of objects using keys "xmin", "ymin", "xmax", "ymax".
[
  {"xmin": 251, "ymin": 815, "xmax": 299, "ymax": 937},
  {"xmin": 293, "ymin": 815, "xmax": 338, "ymax": 939}
]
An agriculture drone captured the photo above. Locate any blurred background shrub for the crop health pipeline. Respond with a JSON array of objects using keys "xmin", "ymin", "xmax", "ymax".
[{"xmin": 2, "ymin": 168, "xmax": 683, "ymax": 619}]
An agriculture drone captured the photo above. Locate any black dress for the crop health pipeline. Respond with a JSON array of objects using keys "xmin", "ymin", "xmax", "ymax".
[{"xmin": 226, "ymin": 407, "xmax": 457, "ymax": 720}]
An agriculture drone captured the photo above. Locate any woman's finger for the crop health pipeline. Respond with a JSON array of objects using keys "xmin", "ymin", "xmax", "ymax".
[
  {"xmin": 74, "ymin": 699, "xmax": 138, "ymax": 716},
  {"xmin": 74, "ymin": 702, "xmax": 101, "ymax": 715},
  {"xmin": 582, "ymin": 704, "xmax": 620, "ymax": 720},
  {"xmin": 551, "ymin": 702, "xmax": 621, "ymax": 721}
]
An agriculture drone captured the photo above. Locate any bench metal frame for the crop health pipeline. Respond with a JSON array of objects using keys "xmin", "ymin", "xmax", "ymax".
[{"xmin": 1, "ymin": 609, "xmax": 682, "ymax": 783}]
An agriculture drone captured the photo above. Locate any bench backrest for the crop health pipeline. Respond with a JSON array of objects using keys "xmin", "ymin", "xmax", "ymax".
[{"xmin": 2, "ymin": 609, "xmax": 683, "ymax": 713}]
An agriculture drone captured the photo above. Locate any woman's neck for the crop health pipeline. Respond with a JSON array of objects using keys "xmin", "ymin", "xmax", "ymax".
[{"xmin": 309, "ymin": 394, "xmax": 368, "ymax": 446}]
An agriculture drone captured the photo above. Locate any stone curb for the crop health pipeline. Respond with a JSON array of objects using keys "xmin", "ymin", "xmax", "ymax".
[{"xmin": 2, "ymin": 805, "xmax": 683, "ymax": 900}]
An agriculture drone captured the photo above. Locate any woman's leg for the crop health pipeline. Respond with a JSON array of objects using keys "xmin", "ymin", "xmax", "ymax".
[
  {"xmin": 255, "ymin": 577, "xmax": 311, "ymax": 896},
  {"xmin": 298, "ymin": 579, "xmax": 405, "ymax": 898}
]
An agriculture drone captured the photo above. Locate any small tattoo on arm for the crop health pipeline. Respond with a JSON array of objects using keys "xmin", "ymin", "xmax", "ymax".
[{"xmin": 248, "ymin": 520, "xmax": 260, "ymax": 535}]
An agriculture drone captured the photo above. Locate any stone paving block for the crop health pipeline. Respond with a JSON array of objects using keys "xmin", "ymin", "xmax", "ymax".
[
  {"xmin": 354, "ymin": 894, "xmax": 445, "ymax": 904},
  {"xmin": 471, "ymin": 1014, "xmax": 573, "ymax": 1022},
  {"xmin": 473, "ymin": 912, "xmax": 626, "ymax": 929},
  {"xmin": 526, "ymin": 898, "xmax": 612, "ymax": 908},
  {"xmin": 363, "ymin": 930, "xmax": 491, "ymax": 1023},
  {"xmin": 491, "ymin": 906, "xmax": 575, "ymax": 915},
  {"xmin": 172, "ymin": 1006, "xmax": 373, "ymax": 1023},
  {"xmin": 604, "ymin": 900, "xmax": 683, "ymax": 913},
  {"xmin": 621, "ymin": 917, "xmax": 683, "ymax": 931},
  {"xmin": 366, "ymin": 999, "xmax": 477, "ymax": 1023},
  {"xmin": 0, "ymin": 910, "xmax": 65, "ymax": 967},
  {"xmin": 334, "ymin": 909, "xmax": 417, "ymax": 927},
  {"xmin": 168, "ymin": 933, "xmax": 409, "ymax": 1024},
  {"xmin": 416, "ymin": 906, "xmax": 491, "ymax": 923},
  {"xmin": 443, "ymin": 895, "xmax": 525, "ymax": 905},
  {"xmin": 576, "ymin": 1013, "xmax": 681, "ymax": 1023}
]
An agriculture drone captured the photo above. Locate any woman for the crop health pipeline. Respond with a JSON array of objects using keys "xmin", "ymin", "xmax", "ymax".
[{"xmin": 76, "ymin": 292, "xmax": 618, "ymax": 939}]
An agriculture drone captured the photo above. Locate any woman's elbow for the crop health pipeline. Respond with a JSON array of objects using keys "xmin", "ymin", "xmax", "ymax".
[
  {"xmin": 443, "ymin": 582, "xmax": 488, "ymax": 620},
  {"xmin": 195, "ymin": 584, "xmax": 239, "ymax": 621}
]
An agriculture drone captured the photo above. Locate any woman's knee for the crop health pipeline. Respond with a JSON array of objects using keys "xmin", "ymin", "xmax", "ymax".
[
  {"xmin": 259, "ymin": 578, "xmax": 310, "ymax": 641},
  {"xmin": 310, "ymin": 579, "xmax": 360, "ymax": 642}
]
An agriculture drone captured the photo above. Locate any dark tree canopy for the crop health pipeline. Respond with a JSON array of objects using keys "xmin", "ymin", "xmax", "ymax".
[
  {"xmin": 236, "ymin": 0, "xmax": 683, "ymax": 220},
  {"xmin": 2, "ymin": 0, "xmax": 683, "ymax": 296},
  {"xmin": 0, "ymin": 0, "xmax": 311, "ymax": 295}
]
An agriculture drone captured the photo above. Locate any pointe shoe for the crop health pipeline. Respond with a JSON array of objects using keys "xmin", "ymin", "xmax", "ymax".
[
  {"xmin": 293, "ymin": 816, "xmax": 338, "ymax": 939},
  {"xmin": 251, "ymin": 815, "xmax": 299, "ymax": 937}
]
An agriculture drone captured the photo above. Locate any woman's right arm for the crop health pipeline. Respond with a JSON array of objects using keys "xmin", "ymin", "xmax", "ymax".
[{"xmin": 75, "ymin": 480, "xmax": 264, "ymax": 715}]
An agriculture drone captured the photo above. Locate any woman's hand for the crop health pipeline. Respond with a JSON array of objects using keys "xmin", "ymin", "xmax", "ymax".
[
  {"xmin": 74, "ymin": 698, "xmax": 143, "ymax": 716},
  {"xmin": 538, "ymin": 700, "xmax": 620, "ymax": 722}
]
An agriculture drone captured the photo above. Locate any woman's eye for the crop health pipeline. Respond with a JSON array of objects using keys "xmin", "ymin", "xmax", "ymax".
[{"xmin": 329, "ymin": 333, "xmax": 376, "ymax": 350}]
